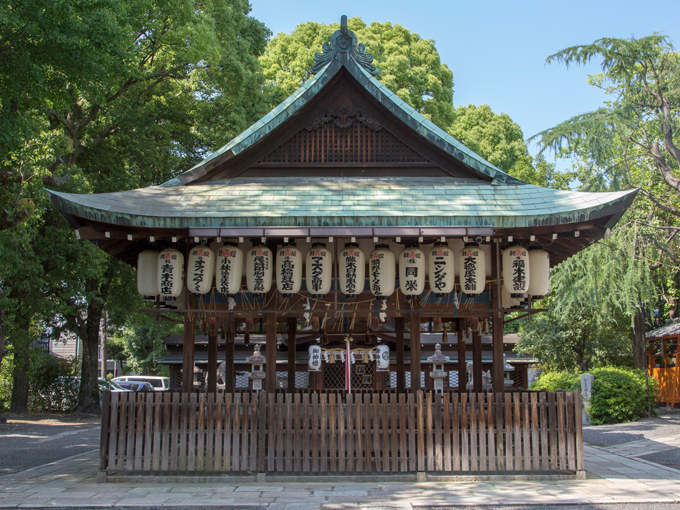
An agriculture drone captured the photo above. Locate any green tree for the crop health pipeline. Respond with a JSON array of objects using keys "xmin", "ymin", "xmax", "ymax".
[
  {"xmin": 117, "ymin": 315, "xmax": 180, "ymax": 376},
  {"xmin": 448, "ymin": 104, "xmax": 574, "ymax": 188},
  {"xmin": 0, "ymin": 0, "xmax": 271, "ymax": 412},
  {"xmin": 260, "ymin": 17, "xmax": 455, "ymax": 130},
  {"xmin": 531, "ymin": 35, "xmax": 680, "ymax": 366}
]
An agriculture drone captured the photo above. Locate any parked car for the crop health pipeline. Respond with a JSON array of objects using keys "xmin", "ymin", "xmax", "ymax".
[
  {"xmin": 98, "ymin": 378, "xmax": 132, "ymax": 393},
  {"xmin": 112, "ymin": 375, "xmax": 170, "ymax": 391},
  {"xmin": 115, "ymin": 380, "xmax": 155, "ymax": 392}
]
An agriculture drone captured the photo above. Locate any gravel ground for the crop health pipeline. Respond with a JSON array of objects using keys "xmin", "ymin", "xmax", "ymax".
[
  {"xmin": 0, "ymin": 413, "xmax": 100, "ymax": 476},
  {"xmin": 583, "ymin": 412, "xmax": 680, "ymax": 447}
]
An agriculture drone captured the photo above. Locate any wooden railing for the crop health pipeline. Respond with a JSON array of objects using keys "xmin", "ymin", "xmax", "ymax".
[{"xmin": 99, "ymin": 390, "xmax": 583, "ymax": 474}]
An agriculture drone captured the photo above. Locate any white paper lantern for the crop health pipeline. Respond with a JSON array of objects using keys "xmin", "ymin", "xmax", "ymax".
[
  {"xmin": 306, "ymin": 243, "xmax": 333, "ymax": 297},
  {"xmin": 308, "ymin": 345, "xmax": 322, "ymax": 372},
  {"xmin": 428, "ymin": 242, "xmax": 454, "ymax": 296},
  {"xmin": 187, "ymin": 246, "xmax": 215, "ymax": 294},
  {"xmin": 399, "ymin": 246, "xmax": 426, "ymax": 297},
  {"xmin": 137, "ymin": 250, "xmax": 159, "ymax": 297},
  {"xmin": 376, "ymin": 344, "xmax": 390, "ymax": 371},
  {"xmin": 370, "ymin": 244, "xmax": 396, "ymax": 299},
  {"xmin": 217, "ymin": 243, "xmax": 243, "ymax": 296},
  {"xmin": 339, "ymin": 243, "xmax": 365, "ymax": 298},
  {"xmin": 157, "ymin": 249, "xmax": 184, "ymax": 298},
  {"xmin": 501, "ymin": 284, "xmax": 522, "ymax": 309},
  {"xmin": 459, "ymin": 244, "xmax": 486, "ymax": 295},
  {"xmin": 246, "ymin": 245, "xmax": 273, "ymax": 295},
  {"xmin": 528, "ymin": 248, "xmax": 550, "ymax": 298},
  {"xmin": 502, "ymin": 245, "xmax": 530, "ymax": 296},
  {"xmin": 276, "ymin": 244, "xmax": 303, "ymax": 297}
]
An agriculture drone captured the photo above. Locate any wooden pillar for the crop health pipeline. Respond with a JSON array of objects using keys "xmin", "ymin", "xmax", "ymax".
[
  {"xmin": 396, "ymin": 317, "xmax": 405, "ymax": 393},
  {"xmin": 492, "ymin": 239, "xmax": 505, "ymax": 393},
  {"xmin": 207, "ymin": 330, "xmax": 217, "ymax": 393},
  {"xmin": 457, "ymin": 319, "xmax": 467, "ymax": 393},
  {"xmin": 287, "ymin": 317, "xmax": 296, "ymax": 391},
  {"xmin": 410, "ymin": 312, "xmax": 421, "ymax": 391},
  {"xmin": 224, "ymin": 330, "xmax": 235, "ymax": 393},
  {"xmin": 182, "ymin": 314, "xmax": 195, "ymax": 393},
  {"xmin": 266, "ymin": 313, "xmax": 277, "ymax": 393},
  {"xmin": 472, "ymin": 323, "xmax": 483, "ymax": 392}
]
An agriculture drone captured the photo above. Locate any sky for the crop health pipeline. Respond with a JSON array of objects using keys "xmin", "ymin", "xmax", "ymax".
[{"xmin": 250, "ymin": 0, "xmax": 679, "ymax": 160}]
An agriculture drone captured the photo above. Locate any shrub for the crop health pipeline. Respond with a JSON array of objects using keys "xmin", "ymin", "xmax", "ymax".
[
  {"xmin": 531, "ymin": 367, "xmax": 657, "ymax": 425},
  {"xmin": 530, "ymin": 370, "xmax": 580, "ymax": 392},
  {"xmin": 28, "ymin": 351, "xmax": 80, "ymax": 413},
  {"xmin": 0, "ymin": 353, "xmax": 12, "ymax": 412},
  {"xmin": 588, "ymin": 367, "xmax": 657, "ymax": 425}
]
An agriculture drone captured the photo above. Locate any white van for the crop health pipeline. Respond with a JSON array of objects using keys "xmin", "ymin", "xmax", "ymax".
[{"xmin": 112, "ymin": 375, "xmax": 170, "ymax": 391}]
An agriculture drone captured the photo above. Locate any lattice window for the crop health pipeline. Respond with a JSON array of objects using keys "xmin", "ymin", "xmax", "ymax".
[
  {"xmin": 449, "ymin": 372, "xmax": 459, "ymax": 389},
  {"xmin": 350, "ymin": 362, "xmax": 375, "ymax": 390},
  {"xmin": 323, "ymin": 363, "xmax": 346, "ymax": 390},
  {"xmin": 295, "ymin": 372, "xmax": 310, "ymax": 389},
  {"xmin": 259, "ymin": 122, "xmax": 428, "ymax": 165},
  {"xmin": 235, "ymin": 372, "xmax": 250, "ymax": 388}
]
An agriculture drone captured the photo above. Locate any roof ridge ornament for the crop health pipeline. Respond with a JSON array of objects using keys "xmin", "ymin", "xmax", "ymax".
[{"xmin": 311, "ymin": 15, "xmax": 379, "ymax": 76}]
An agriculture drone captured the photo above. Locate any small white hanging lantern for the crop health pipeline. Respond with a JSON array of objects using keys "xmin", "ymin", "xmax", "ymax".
[
  {"xmin": 157, "ymin": 249, "xmax": 184, "ymax": 298},
  {"xmin": 246, "ymin": 245, "xmax": 273, "ymax": 295},
  {"xmin": 502, "ymin": 245, "xmax": 530, "ymax": 297},
  {"xmin": 217, "ymin": 242, "xmax": 243, "ymax": 297},
  {"xmin": 137, "ymin": 250, "xmax": 159, "ymax": 297},
  {"xmin": 376, "ymin": 344, "xmax": 390, "ymax": 371},
  {"xmin": 428, "ymin": 242, "xmax": 454, "ymax": 297},
  {"xmin": 399, "ymin": 244, "xmax": 426, "ymax": 297},
  {"xmin": 308, "ymin": 344, "xmax": 322, "ymax": 372},
  {"xmin": 339, "ymin": 243, "xmax": 365, "ymax": 298},
  {"xmin": 306, "ymin": 243, "xmax": 333, "ymax": 298},
  {"xmin": 370, "ymin": 244, "xmax": 396, "ymax": 299},
  {"xmin": 459, "ymin": 243, "xmax": 486, "ymax": 295},
  {"xmin": 187, "ymin": 246, "xmax": 215, "ymax": 294},
  {"xmin": 528, "ymin": 248, "xmax": 550, "ymax": 298},
  {"xmin": 276, "ymin": 243, "xmax": 303, "ymax": 297}
]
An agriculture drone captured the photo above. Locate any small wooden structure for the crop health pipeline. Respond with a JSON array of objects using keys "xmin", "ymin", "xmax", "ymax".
[
  {"xmin": 647, "ymin": 319, "xmax": 680, "ymax": 407},
  {"xmin": 51, "ymin": 17, "xmax": 635, "ymax": 477}
]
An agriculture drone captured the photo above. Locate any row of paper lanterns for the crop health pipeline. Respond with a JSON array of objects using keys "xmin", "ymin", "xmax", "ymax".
[
  {"xmin": 308, "ymin": 344, "xmax": 391, "ymax": 371},
  {"xmin": 138, "ymin": 241, "xmax": 550, "ymax": 301}
]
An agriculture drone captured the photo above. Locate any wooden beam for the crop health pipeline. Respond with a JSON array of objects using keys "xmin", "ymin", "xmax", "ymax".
[
  {"xmin": 182, "ymin": 315, "xmax": 195, "ymax": 393},
  {"xmin": 457, "ymin": 319, "xmax": 467, "ymax": 394},
  {"xmin": 266, "ymin": 313, "xmax": 277, "ymax": 393},
  {"xmin": 287, "ymin": 317, "xmax": 296, "ymax": 391},
  {"xmin": 396, "ymin": 317, "xmax": 405, "ymax": 393},
  {"xmin": 207, "ymin": 331, "xmax": 217, "ymax": 393},
  {"xmin": 225, "ymin": 331, "xmax": 235, "ymax": 393},
  {"xmin": 492, "ymin": 239, "xmax": 505, "ymax": 393},
  {"xmin": 410, "ymin": 311, "xmax": 421, "ymax": 392},
  {"xmin": 472, "ymin": 326, "xmax": 483, "ymax": 392}
]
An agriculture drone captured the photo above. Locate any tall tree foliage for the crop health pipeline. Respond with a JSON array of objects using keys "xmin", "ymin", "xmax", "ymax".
[
  {"xmin": 0, "ymin": 0, "xmax": 270, "ymax": 412},
  {"xmin": 529, "ymin": 35, "xmax": 679, "ymax": 367},
  {"xmin": 260, "ymin": 17, "xmax": 456, "ymax": 130}
]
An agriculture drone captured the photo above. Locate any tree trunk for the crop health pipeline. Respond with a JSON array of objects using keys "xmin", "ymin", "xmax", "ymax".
[
  {"xmin": 75, "ymin": 264, "xmax": 113, "ymax": 414},
  {"xmin": 10, "ymin": 317, "xmax": 30, "ymax": 413},
  {"xmin": 76, "ymin": 296, "xmax": 105, "ymax": 414},
  {"xmin": 632, "ymin": 310, "xmax": 647, "ymax": 371},
  {"xmin": 0, "ymin": 323, "xmax": 6, "ymax": 423}
]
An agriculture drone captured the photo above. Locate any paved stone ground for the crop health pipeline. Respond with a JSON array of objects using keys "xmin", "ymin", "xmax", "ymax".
[{"xmin": 2, "ymin": 414, "xmax": 680, "ymax": 508}]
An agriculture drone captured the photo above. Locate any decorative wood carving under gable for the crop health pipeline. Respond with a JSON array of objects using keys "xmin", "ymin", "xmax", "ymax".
[{"xmin": 256, "ymin": 95, "xmax": 429, "ymax": 166}]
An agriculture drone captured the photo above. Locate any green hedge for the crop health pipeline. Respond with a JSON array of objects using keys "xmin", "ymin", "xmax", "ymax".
[{"xmin": 531, "ymin": 367, "xmax": 657, "ymax": 425}]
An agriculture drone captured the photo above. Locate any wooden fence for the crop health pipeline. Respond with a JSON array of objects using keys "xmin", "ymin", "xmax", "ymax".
[
  {"xmin": 650, "ymin": 367, "xmax": 680, "ymax": 406},
  {"xmin": 99, "ymin": 390, "xmax": 583, "ymax": 474}
]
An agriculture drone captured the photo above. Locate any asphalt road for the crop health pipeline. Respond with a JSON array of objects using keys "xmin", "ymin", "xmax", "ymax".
[{"xmin": 0, "ymin": 414, "xmax": 100, "ymax": 477}]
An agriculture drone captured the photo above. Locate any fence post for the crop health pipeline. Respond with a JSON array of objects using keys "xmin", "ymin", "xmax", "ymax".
[{"xmin": 580, "ymin": 373, "xmax": 594, "ymax": 426}]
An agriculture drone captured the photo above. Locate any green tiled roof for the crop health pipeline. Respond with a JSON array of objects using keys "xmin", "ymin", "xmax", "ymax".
[
  {"xmin": 47, "ymin": 177, "xmax": 637, "ymax": 230},
  {"xmin": 164, "ymin": 55, "xmax": 522, "ymax": 187}
]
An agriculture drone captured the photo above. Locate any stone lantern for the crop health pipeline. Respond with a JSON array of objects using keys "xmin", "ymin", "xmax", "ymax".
[
  {"xmin": 246, "ymin": 345, "xmax": 266, "ymax": 391},
  {"xmin": 427, "ymin": 343, "xmax": 450, "ymax": 393}
]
